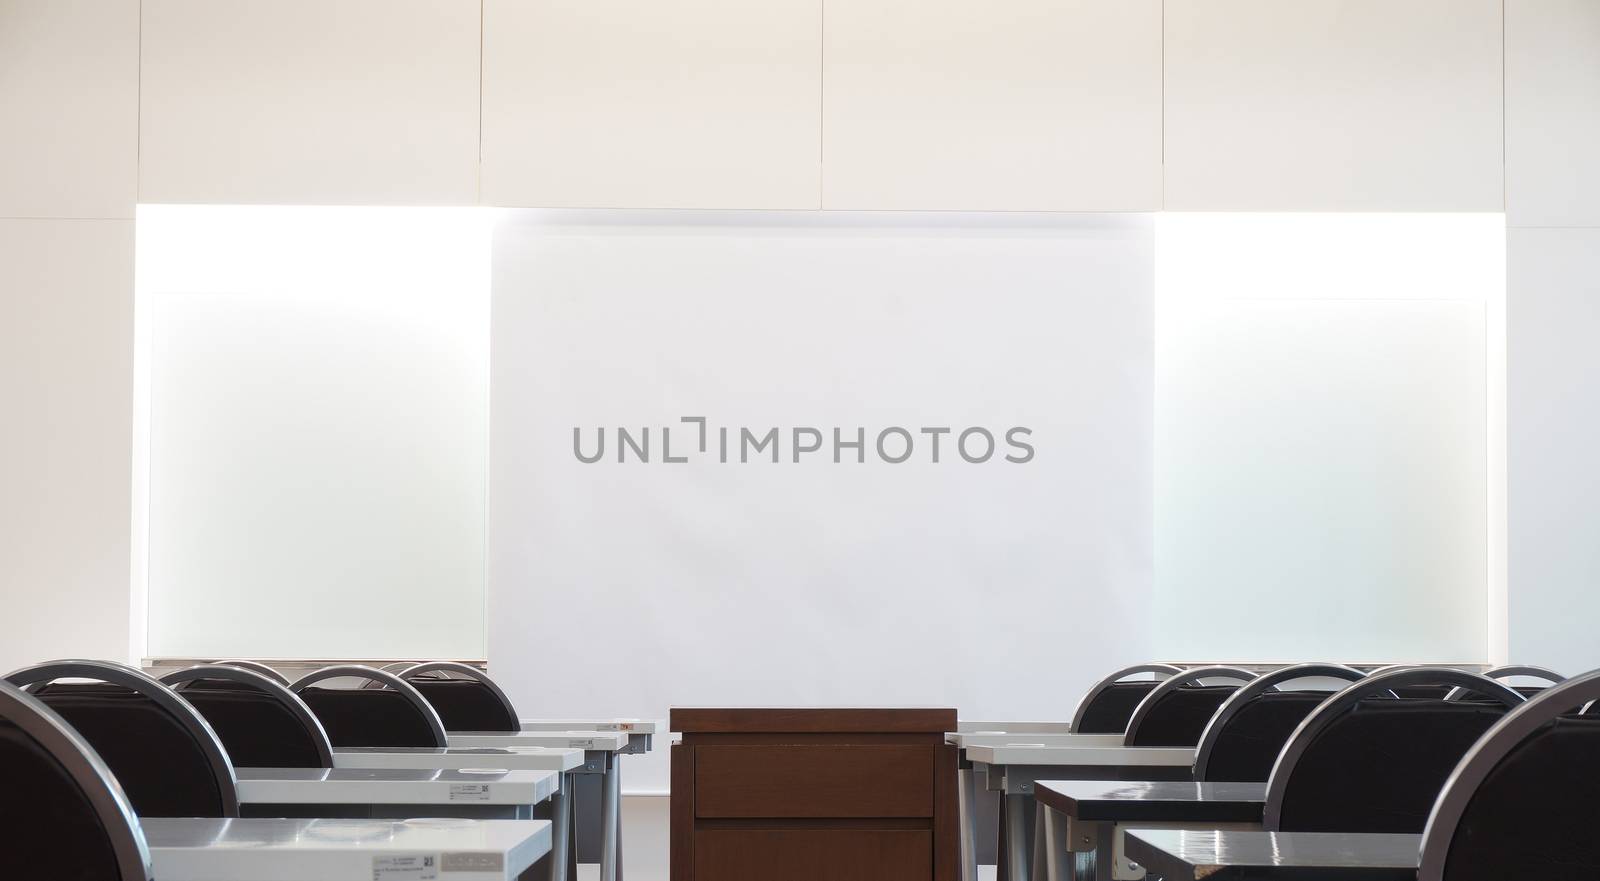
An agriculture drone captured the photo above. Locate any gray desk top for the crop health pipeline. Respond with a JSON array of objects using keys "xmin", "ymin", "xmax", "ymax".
[
  {"xmin": 142, "ymin": 817, "xmax": 551, "ymax": 881},
  {"xmin": 1123, "ymin": 829, "xmax": 1420, "ymax": 880},
  {"xmin": 236, "ymin": 767, "xmax": 558, "ymax": 805},
  {"xmin": 1034, "ymin": 780, "xmax": 1266, "ymax": 823}
]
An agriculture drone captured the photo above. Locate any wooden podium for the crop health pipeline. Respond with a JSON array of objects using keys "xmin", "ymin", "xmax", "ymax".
[{"xmin": 670, "ymin": 708, "xmax": 959, "ymax": 881}]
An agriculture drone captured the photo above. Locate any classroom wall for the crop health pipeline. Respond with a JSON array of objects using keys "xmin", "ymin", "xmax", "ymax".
[
  {"xmin": 0, "ymin": 0, "xmax": 138, "ymax": 673},
  {"xmin": 4, "ymin": 3, "xmax": 1600, "ymax": 872},
  {"xmin": 1502, "ymin": 0, "xmax": 1600, "ymax": 676}
]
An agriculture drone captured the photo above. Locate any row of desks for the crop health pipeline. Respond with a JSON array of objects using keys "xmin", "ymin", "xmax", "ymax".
[
  {"xmin": 951, "ymin": 727, "xmax": 1424, "ymax": 880},
  {"xmin": 1032, "ymin": 780, "xmax": 1418, "ymax": 880},
  {"xmin": 143, "ymin": 817, "xmax": 556, "ymax": 881},
  {"xmin": 132, "ymin": 718, "xmax": 660, "ymax": 881},
  {"xmin": 952, "ymin": 729, "xmax": 1196, "ymax": 881}
]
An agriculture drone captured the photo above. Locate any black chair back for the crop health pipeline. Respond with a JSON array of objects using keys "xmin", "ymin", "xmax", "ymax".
[
  {"xmin": 1264, "ymin": 668, "xmax": 1523, "ymax": 834},
  {"xmin": 1124, "ymin": 666, "xmax": 1256, "ymax": 747},
  {"xmin": 5, "ymin": 660, "xmax": 239, "ymax": 819},
  {"xmin": 0, "ymin": 680, "xmax": 152, "ymax": 880},
  {"xmin": 1420, "ymin": 669, "xmax": 1600, "ymax": 881},
  {"xmin": 396, "ymin": 662, "xmax": 520, "ymax": 733},
  {"xmin": 292, "ymin": 665, "xmax": 448, "ymax": 748},
  {"xmin": 1070, "ymin": 664, "xmax": 1182, "ymax": 734},
  {"xmin": 1194, "ymin": 663, "xmax": 1366, "ymax": 782},
  {"xmin": 162, "ymin": 665, "xmax": 335, "ymax": 768}
]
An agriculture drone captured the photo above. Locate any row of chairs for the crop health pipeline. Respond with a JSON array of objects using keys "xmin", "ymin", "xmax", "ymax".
[
  {"xmin": 1040, "ymin": 661, "xmax": 1596, "ymax": 878},
  {"xmin": 1, "ymin": 658, "xmax": 544, "ymax": 879}
]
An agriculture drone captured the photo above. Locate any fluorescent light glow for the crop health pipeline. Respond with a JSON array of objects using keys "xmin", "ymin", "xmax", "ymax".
[
  {"xmin": 1157, "ymin": 212, "xmax": 1505, "ymax": 303},
  {"xmin": 1154, "ymin": 212, "xmax": 1507, "ymax": 665},
  {"xmin": 133, "ymin": 205, "xmax": 497, "ymax": 660}
]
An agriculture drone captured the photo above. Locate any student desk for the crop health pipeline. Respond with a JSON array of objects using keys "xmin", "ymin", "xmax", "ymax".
[
  {"xmin": 448, "ymin": 730, "xmax": 629, "ymax": 753},
  {"xmin": 506, "ymin": 720, "xmax": 661, "ymax": 881},
  {"xmin": 519, "ymin": 717, "xmax": 660, "ymax": 755},
  {"xmin": 956, "ymin": 720, "xmax": 1076, "ymax": 736},
  {"xmin": 333, "ymin": 746, "xmax": 583, "ymax": 880},
  {"xmin": 1032, "ymin": 781, "xmax": 1267, "ymax": 881},
  {"xmin": 949, "ymin": 733, "xmax": 1126, "ymax": 750},
  {"xmin": 142, "ymin": 817, "xmax": 551, "ymax": 881},
  {"xmin": 236, "ymin": 767, "xmax": 559, "ymax": 819},
  {"xmin": 946, "ymin": 732, "xmax": 1128, "ymax": 880},
  {"xmin": 333, "ymin": 746, "xmax": 584, "ymax": 771},
  {"xmin": 442, "ymin": 731, "xmax": 633, "ymax": 881},
  {"xmin": 962, "ymin": 744, "xmax": 1194, "ymax": 881},
  {"xmin": 1122, "ymin": 829, "xmax": 1420, "ymax": 880}
]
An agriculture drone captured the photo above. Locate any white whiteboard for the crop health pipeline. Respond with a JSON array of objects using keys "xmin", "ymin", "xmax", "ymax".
[{"xmin": 487, "ymin": 211, "xmax": 1155, "ymax": 792}]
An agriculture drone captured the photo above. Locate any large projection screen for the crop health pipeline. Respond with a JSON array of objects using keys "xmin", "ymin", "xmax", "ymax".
[{"xmin": 488, "ymin": 211, "xmax": 1154, "ymax": 791}]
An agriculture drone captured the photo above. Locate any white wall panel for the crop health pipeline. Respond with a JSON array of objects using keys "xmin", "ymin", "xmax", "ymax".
[
  {"xmin": 1508, "ymin": 229, "xmax": 1600, "ymax": 674},
  {"xmin": 0, "ymin": 0, "xmax": 138, "ymax": 218},
  {"xmin": 481, "ymin": 0, "xmax": 820, "ymax": 209},
  {"xmin": 1165, "ymin": 0, "xmax": 1504, "ymax": 211},
  {"xmin": 823, "ymin": 0, "xmax": 1161, "ymax": 211},
  {"xmin": 139, "ymin": 0, "xmax": 480, "ymax": 205},
  {"xmin": 0, "ymin": 219, "xmax": 134, "ymax": 673},
  {"xmin": 1506, "ymin": 0, "xmax": 1600, "ymax": 228}
]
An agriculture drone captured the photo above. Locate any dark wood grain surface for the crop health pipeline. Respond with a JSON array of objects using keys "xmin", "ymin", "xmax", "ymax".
[
  {"xmin": 695, "ymin": 744, "xmax": 934, "ymax": 818},
  {"xmin": 694, "ymin": 829, "xmax": 932, "ymax": 881}
]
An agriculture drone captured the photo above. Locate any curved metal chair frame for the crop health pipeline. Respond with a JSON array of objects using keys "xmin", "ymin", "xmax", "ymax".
[
  {"xmin": 1443, "ymin": 665, "xmax": 1565, "ymax": 701},
  {"xmin": 1069, "ymin": 664, "xmax": 1183, "ymax": 732},
  {"xmin": 0, "ymin": 680, "xmax": 154, "ymax": 881},
  {"xmin": 1262, "ymin": 667, "xmax": 1525, "ymax": 831},
  {"xmin": 4, "ymin": 659, "xmax": 241, "ymax": 817},
  {"xmin": 1123, "ymin": 665, "xmax": 1257, "ymax": 747},
  {"xmin": 160, "ymin": 664, "xmax": 336, "ymax": 768},
  {"xmin": 395, "ymin": 661, "xmax": 522, "ymax": 727},
  {"xmin": 361, "ymin": 662, "xmax": 422, "ymax": 684},
  {"xmin": 291, "ymin": 665, "xmax": 449, "ymax": 748},
  {"xmin": 213, "ymin": 659, "xmax": 290, "ymax": 686},
  {"xmin": 1192, "ymin": 663, "xmax": 1366, "ymax": 780},
  {"xmin": 1417, "ymin": 668, "xmax": 1600, "ymax": 881}
]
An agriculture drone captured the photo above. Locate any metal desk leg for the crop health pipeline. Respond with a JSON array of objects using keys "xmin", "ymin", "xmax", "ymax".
[
  {"xmin": 1041, "ymin": 805, "xmax": 1068, "ymax": 881},
  {"xmin": 600, "ymin": 751, "xmax": 620, "ymax": 881},
  {"xmin": 1003, "ymin": 794, "xmax": 1032, "ymax": 881},
  {"xmin": 958, "ymin": 767, "xmax": 977, "ymax": 881},
  {"xmin": 615, "ymin": 757, "xmax": 625, "ymax": 881},
  {"xmin": 550, "ymin": 771, "xmax": 572, "ymax": 881},
  {"xmin": 1030, "ymin": 803, "xmax": 1048, "ymax": 881},
  {"xmin": 997, "ymin": 790, "xmax": 1009, "ymax": 881}
]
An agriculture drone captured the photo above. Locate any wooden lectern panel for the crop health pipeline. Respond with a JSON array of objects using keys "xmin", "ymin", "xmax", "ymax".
[
  {"xmin": 670, "ymin": 708, "xmax": 958, "ymax": 881},
  {"xmin": 694, "ymin": 829, "xmax": 932, "ymax": 881},
  {"xmin": 695, "ymin": 743, "xmax": 934, "ymax": 818}
]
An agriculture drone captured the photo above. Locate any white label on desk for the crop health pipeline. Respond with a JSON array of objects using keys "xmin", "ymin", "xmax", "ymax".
[
  {"xmin": 372, "ymin": 854, "xmax": 438, "ymax": 880},
  {"xmin": 567, "ymin": 738, "xmax": 597, "ymax": 749},
  {"xmin": 442, "ymin": 853, "xmax": 506, "ymax": 873},
  {"xmin": 449, "ymin": 784, "xmax": 492, "ymax": 802}
]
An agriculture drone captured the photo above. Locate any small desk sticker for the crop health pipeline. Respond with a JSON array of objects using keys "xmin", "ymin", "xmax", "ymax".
[
  {"xmin": 372, "ymin": 854, "xmax": 438, "ymax": 880},
  {"xmin": 567, "ymin": 738, "xmax": 596, "ymax": 749},
  {"xmin": 443, "ymin": 852, "xmax": 506, "ymax": 873},
  {"xmin": 449, "ymin": 783, "xmax": 492, "ymax": 801}
]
